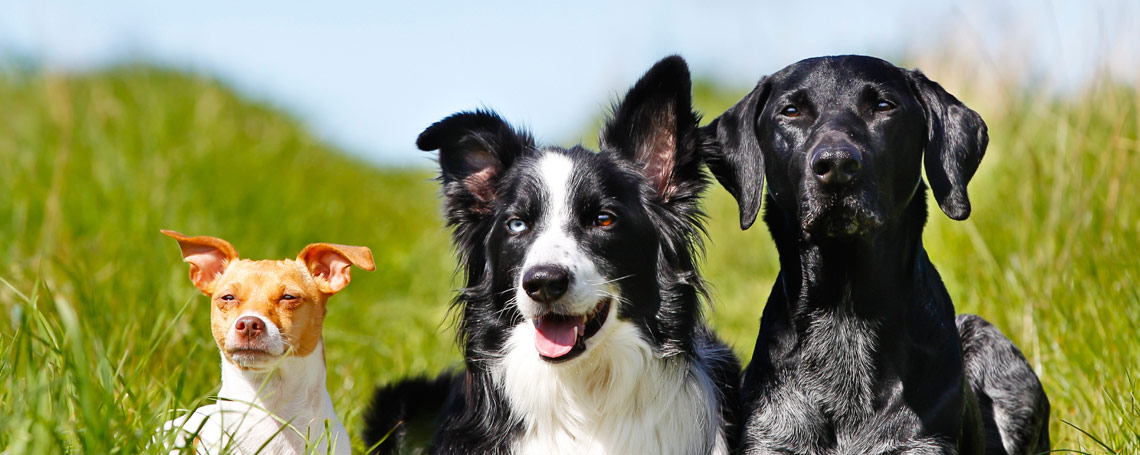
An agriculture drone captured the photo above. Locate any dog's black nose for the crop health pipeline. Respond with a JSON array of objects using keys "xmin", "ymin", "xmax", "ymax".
[
  {"xmin": 811, "ymin": 146, "xmax": 862, "ymax": 187},
  {"xmin": 522, "ymin": 265, "xmax": 571, "ymax": 303},
  {"xmin": 234, "ymin": 316, "xmax": 264, "ymax": 340}
]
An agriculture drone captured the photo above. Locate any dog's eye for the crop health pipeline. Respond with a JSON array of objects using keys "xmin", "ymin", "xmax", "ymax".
[
  {"xmin": 220, "ymin": 294, "xmax": 236, "ymax": 302},
  {"xmin": 594, "ymin": 211, "xmax": 617, "ymax": 228},
  {"xmin": 281, "ymin": 294, "xmax": 298, "ymax": 301},
  {"xmin": 780, "ymin": 105, "xmax": 801, "ymax": 118},
  {"xmin": 507, "ymin": 218, "xmax": 529, "ymax": 233},
  {"xmin": 873, "ymin": 100, "xmax": 896, "ymax": 112}
]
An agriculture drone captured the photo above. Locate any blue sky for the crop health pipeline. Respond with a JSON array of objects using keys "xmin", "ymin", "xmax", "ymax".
[{"xmin": 1, "ymin": 0, "xmax": 1135, "ymax": 164}]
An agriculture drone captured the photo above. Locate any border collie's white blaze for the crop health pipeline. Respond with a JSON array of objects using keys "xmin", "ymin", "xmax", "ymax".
[
  {"xmin": 362, "ymin": 55, "xmax": 741, "ymax": 455},
  {"xmin": 515, "ymin": 153, "xmax": 607, "ymax": 319},
  {"xmin": 513, "ymin": 152, "xmax": 615, "ymax": 362}
]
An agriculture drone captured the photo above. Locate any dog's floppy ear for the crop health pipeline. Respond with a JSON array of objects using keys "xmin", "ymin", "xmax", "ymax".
[
  {"xmin": 161, "ymin": 230, "xmax": 239, "ymax": 295},
  {"xmin": 601, "ymin": 55, "xmax": 703, "ymax": 204},
  {"xmin": 907, "ymin": 69, "xmax": 988, "ymax": 220},
  {"xmin": 417, "ymin": 110, "xmax": 534, "ymax": 215},
  {"xmin": 298, "ymin": 243, "xmax": 376, "ymax": 295},
  {"xmin": 703, "ymin": 78, "xmax": 770, "ymax": 230}
]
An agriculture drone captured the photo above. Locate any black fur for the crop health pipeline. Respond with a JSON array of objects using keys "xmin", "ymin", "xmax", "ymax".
[
  {"xmin": 362, "ymin": 373, "xmax": 457, "ymax": 454},
  {"xmin": 704, "ymin": 55, "xmax": 1049, "ymax": 454},
  {"xmin": 364, "ymin": 55, "xmax": 740, "ymax": 454}
]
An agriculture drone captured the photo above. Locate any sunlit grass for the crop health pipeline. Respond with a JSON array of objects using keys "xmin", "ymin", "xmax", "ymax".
[{"xmin": 0, "ymin": 65, "xmax": 1136, "ymax": 453}]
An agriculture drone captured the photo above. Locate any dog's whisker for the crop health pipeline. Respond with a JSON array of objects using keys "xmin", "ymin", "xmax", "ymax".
[
  {"xmin": 491, "ymin": 296, "xmax": 521, "ymax": 319},
  {"xmin": 588, "ymin": 274, "xmax": 635, "ymax": 287}
]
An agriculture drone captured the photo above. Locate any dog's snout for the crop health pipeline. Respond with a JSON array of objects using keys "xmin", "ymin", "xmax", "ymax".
[
  {"xmin": 811, "ymin": 145, "xmax": 862, "ymax": 187},
  {"xmin": 522, "ymin": 265, "xmax": 571, "ymax": 303},
  {"xmin": 234, "ymin": 316, "xmax": 264, "ymax": 340}
]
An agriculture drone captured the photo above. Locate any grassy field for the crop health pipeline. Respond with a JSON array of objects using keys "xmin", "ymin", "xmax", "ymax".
[{"xmin": 0, "ymin": 65, "xmax": 1136, "ymax": 454}]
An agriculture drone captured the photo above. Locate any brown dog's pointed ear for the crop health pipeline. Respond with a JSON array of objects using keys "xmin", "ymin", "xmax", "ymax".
[
  {"xmin": 907, "ymin": 69, "xmax": 988, "ymax": 220},
  {"xmin": 298, "ymin": 243, "xmax": 376, "ymax": 295},
  {"xmin": 703, "ymin": 77, "xmax": 770, "ymax": 230},
  {"xmin": 161, "ymin": 230, "xmax": 238, "ymax": 295}
]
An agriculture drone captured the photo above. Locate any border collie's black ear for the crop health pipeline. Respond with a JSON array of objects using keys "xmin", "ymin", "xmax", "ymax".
[
  {"xmin": 907, "ymin": 70, "xmax": 987, "ymax": 220},
  {"xmin": 417, "ymin": 110, "xmax": 534, "ymax": 214},
  {"xmin": 703, "ymin": 78, "xmax": 769, "ymax": 230},
  {"xmin": 601, "ymin": 55, "xmax": 703, "ymax": 205}
]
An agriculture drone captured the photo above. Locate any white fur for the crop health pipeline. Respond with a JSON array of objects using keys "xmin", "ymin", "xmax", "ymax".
[
  {"xmin": 496, "ymin": 151, "xmax": 727, "ymax": 454},
  {"xmin": 495, "ymin": 310, "xmax": 727, "ymax": 455},
  {"xmin": 157, "ymin": 341, "xmax": 350, "ymax": 455},
  {"xmin": 515, "ymin": 152, "xmax": 606, "ymax": 319}
]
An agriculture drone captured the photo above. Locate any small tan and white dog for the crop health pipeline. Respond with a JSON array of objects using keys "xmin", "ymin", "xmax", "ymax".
[{"xmin": 158, "ymin": 230, "xmax": 374, "ymax": 455}]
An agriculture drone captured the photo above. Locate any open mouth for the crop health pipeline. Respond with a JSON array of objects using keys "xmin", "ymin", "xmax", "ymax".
[{"xmin": 533, "ymin": 298, "xmax": 612, "ymax": 363}]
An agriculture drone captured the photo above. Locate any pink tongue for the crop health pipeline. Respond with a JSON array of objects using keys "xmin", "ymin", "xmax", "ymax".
[{"xmin": 534, "ymin": 315, "xmax": 587, "ymax": 358}]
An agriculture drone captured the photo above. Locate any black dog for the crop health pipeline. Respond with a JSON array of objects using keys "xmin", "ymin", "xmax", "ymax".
[
  {"xmin": 363, "ymin": 56, "xmax": 740, "ymax": 454},
  {"xmin": 704, "ymin": 55, "xmax": 1050, "ymax": 454}
]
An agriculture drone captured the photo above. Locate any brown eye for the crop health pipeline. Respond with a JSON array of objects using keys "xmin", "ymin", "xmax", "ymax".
[
  {"xmin": 220, "ymin": 294, "xmax": 236, "ymax": 301},
  {"xmin": 873, "ymin": 100, "xmax": 896, "ymax": 112},
  {"xmin": 281, "ymin": 294, "xmax": 298, "ymax": 301},
  {"xmin": 780, "ymin": 105, "xmax": 801, "ymax": 117},
  {"xmin": 594, "ymin": 212, "xmax": 617, "ymax": 228}
]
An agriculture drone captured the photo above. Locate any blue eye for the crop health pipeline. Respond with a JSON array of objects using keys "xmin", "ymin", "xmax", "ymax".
[{"xmin": 507, "ymin": 218, "xmax": 529, "ymax": 233}]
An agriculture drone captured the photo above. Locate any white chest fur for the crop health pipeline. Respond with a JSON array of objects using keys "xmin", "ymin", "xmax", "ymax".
[
  {"xmin": 158, "ymin": 341, "xmax": 350, "ymax": 455},
  {"xmin": 495, "ymin": 320, "xmax": 728, "ymax": 455}
]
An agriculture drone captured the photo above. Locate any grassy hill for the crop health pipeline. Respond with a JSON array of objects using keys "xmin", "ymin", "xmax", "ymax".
[{"xmin": 0, "ymin": 66, "xmax": 1137, "ymax": 453}]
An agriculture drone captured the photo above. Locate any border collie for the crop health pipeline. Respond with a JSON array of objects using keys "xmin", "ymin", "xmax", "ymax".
[{"xmin": 362, "ymin": 56, "xmax": 740, "ymax": 455}]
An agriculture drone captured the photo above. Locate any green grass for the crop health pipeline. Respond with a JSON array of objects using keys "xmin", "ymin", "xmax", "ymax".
[{"xmin": 0, "ymin": 65, "xmax": 1136, "ymax": 454}]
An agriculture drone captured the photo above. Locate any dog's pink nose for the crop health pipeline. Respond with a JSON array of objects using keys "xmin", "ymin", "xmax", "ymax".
[{"xmin": 234, "ymin": 316, "xmax": 264, "ymax": 340}]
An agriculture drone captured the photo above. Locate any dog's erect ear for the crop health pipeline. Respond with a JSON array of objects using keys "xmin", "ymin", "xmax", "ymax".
[
  {"xmin": 703, "ymin": 78, "xmax": 770, "ymax": 230},
  {"xmin": 298, "ymin": 243, "xmax": 376, "ymax": 295},
  {"xmin": 907, "ymin": 70, "xmax": 988, "ymax": 220},
  {"xmin": 417, "ymin": 110, "xmax": 534, "ymax": 214},
  {"xmin": 601, "ymin": 55, "xmax": 703, "ymax": 204},
  {"xmin": 161, "ymin": 230, "xmax": 239, "ymax": 295}
]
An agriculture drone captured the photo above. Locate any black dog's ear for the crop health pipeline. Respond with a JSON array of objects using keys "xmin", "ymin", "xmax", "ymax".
[
  {"xmin": 907, "ymin": 70, "xmax": 988, "ymax": 220},
  {"xmin": 601, "ymin": 55, "xmax": 703, "ymax": 204},
  {"xmin": 417, "ymin": 110, "xmax": 534, "ymax": 214},
  {"xmin": 703, "ymin": 78, "xmax": 769, "ymax": 230}
]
